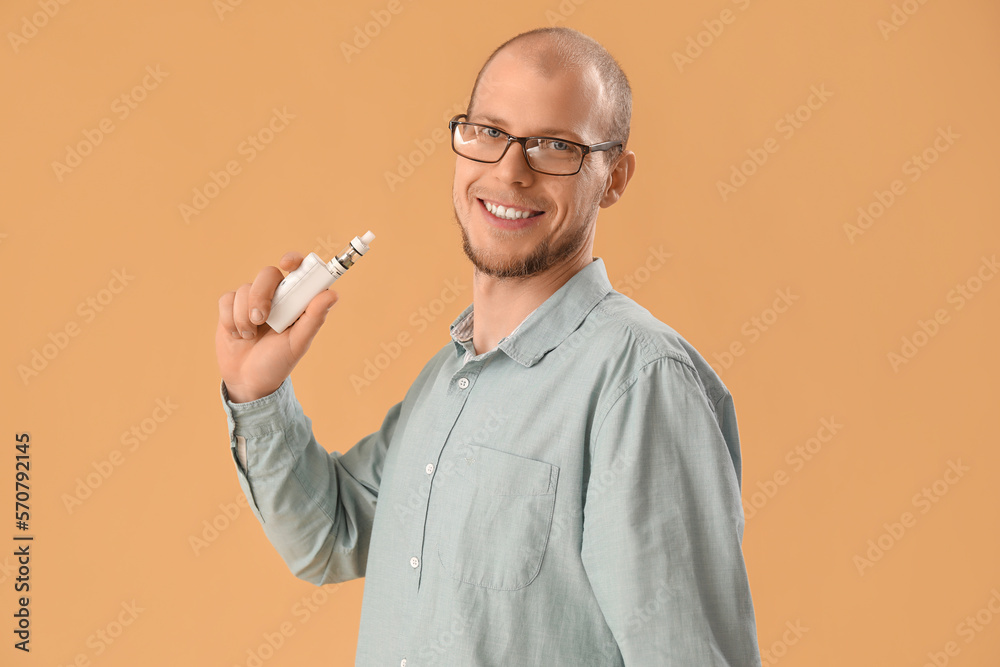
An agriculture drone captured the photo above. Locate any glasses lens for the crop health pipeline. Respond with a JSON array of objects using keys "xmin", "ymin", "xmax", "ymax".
[
  {"xmin": 525, "ymin": 138, "xmax": 584, "ymax": 175},
  {"xmin": 453, "ymin": 123, "xmax": 508, "ymax": 162}
]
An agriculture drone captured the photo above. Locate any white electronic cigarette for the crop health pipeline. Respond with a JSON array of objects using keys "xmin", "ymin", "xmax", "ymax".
[{"xmin": 265, "ymin": 230, "xmax": 375, "ymax": 333}]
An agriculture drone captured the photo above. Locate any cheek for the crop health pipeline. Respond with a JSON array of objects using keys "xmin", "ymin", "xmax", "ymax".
[
  {"xmin": 572, "ymin": 187, "xmax": 590, "ymax": 208},
  {"xmin": 573, "ymin": 173, "xmax": 605, "ymax": 208},
  {"xmin": 453, "ymin": 167, "xmax": 477, "ymax": 204}
]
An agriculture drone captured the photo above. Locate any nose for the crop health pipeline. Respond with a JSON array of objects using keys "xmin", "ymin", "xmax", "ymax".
[{"xmin": 492, "ymin": 140, "xmax": 536, "ymax": 186}]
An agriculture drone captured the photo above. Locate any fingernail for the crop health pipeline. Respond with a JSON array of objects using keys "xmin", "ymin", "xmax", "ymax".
[
  {"xmin": 241, "ymin": 330, "xmax": 255, "ymax": 339},
  {"xmin": 251, "ymin": 308, "xmax": 263, "ymax": 324},
  {"xmin": 231, "ymin": 330, "xmax": 241, "ymax": 338}
]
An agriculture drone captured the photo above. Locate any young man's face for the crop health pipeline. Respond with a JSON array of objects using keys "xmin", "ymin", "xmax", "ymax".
[{"xmin": 452, "ymin": 45, "xmax": 617, "ymax": 279}]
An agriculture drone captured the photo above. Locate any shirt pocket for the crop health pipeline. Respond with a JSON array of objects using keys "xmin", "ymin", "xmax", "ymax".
[{"xmin": 436, "ymin": 445, "xmax": 559, "ymax": 591}]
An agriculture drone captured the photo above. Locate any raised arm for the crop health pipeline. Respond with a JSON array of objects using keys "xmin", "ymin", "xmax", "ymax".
[{"xmin": 215, "ymin": 249, "xmax": 384, "ymax": 584}]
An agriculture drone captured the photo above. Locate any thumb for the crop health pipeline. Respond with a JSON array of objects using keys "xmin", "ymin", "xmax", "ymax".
[{"xmin": 286, "ymin": 290, "xmax": 339, "ymax": 358}]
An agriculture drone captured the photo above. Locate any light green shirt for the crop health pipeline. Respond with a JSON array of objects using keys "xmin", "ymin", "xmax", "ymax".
[{"xmin": 220, "ymin": 257, "xmax": 761, "ymax": 666}]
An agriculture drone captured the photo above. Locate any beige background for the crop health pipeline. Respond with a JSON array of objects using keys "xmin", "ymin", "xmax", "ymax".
[{"xmin": 2, "ymin": 0, "xmax": 999, "ymax": 665}]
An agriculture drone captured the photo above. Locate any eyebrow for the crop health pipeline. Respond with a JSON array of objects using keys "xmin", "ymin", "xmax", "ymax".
[{"xmin": 473, "ymin": 115, "xmax": 586, "ymax": 144}]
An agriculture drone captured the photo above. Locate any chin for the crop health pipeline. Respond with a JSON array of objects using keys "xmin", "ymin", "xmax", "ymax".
[{"xmin": 463, "ymin": 231, "xmax": 556, "ymax": 279}]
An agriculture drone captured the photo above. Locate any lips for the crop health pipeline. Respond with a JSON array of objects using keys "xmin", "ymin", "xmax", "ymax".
[
  {"xmin": 476, "ymin": 198, "xmax": 546, "ymax": 230},
  {"xmin": 481, "ymin": 198, "xmax": 543, "ymax": 221}
]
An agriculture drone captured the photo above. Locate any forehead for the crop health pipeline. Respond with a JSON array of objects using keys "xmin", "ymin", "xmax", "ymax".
[{"xmin": 470, "ymin": 45, "xmax": 606, "ymax": 142}]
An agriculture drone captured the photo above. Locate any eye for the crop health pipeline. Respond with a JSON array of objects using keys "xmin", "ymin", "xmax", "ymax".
[
  {"xmin": 483, "ymin": 127, "xmax": 504, "ymax": 139},
  {"xmin": 539, "ymin": 139, "xmax": 571, "ymax": 152}
]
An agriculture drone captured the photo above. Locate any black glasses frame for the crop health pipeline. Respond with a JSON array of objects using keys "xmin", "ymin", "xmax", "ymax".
[{"xmin": 448, "ymin": 114, "xmax": 623, "ymax": 176}]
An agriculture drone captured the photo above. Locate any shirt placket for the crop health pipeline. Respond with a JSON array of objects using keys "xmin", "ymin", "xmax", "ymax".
[{"xmin": 409, "ymin": 355, "xmax": 487, "ymax": 592}]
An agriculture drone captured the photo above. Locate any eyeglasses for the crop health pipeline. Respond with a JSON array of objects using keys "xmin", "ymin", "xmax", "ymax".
[{"xmin": 448, "ymin": 114, "xmax": 623, "ymax": 176}]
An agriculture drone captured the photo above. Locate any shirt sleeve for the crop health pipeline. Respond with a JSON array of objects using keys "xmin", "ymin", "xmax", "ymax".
[
  {"xmin": 219, "ymin": 376, "xmax": 401, "ymax": 586},
  {"xmin": 580, "ymin": 357, "xmax": 762, "ymax": 666}
]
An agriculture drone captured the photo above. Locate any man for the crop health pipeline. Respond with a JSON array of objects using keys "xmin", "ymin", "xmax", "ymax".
[{"xmin": 216, "ymin": 27, "xmax": 762, "ymax": 666}]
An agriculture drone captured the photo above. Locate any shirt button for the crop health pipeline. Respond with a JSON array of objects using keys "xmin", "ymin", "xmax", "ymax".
[
  {"xmin": 410, "ymin": 556, "xmax": 419, "ymax": 569},
  {"xmin": 425, "ymin": 463, "xmax": 435, "ymax": 475},
  {"xmin": 457, "ymin": 377, "xmax": 470, "ymax": 389}
]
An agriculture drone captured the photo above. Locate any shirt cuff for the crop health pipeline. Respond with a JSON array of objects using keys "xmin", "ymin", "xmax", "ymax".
[
  {"xmin": 219, "ymin": 376, "xmax": 295, "ymax": 436},
  {"xmin": 219, "ymin": 376, "xmax": 297, "ymax": 474},
  {"xmin": 218, "ymin": 375, "xmax": 299, "ymax": 522}
]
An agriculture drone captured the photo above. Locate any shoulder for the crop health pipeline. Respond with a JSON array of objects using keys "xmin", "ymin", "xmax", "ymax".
[
  {"xmin": 590, "ymin": 292, "xmax": 695, "ymax": 367},
  {"xmin": 582, "ymin": 291, "xmax": 732, "ymax": 409}
]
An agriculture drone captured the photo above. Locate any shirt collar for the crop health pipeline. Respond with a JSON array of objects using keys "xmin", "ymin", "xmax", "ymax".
[{"xmin": 448, "ymin": 257, "xmax": 614, "ymax": 367}]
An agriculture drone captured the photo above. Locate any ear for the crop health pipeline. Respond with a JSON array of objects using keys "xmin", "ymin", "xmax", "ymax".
[{"xmin": 599, "ymin": 150, "xmax": 636, "ymax": 208}]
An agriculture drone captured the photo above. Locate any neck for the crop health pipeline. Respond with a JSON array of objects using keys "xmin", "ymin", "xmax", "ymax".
[{"xmin": 470, "ymin": 241, "xmax": 594, "ymax": 355}]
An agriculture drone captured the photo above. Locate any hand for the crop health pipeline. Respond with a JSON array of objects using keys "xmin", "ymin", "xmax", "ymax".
[{"xmin": 215, "ymin": 251, "xmax": 339, "ymax": 403}]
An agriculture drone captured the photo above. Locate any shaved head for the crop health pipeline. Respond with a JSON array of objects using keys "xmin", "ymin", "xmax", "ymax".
[{"xmin": 468, "ymin": 27, "xmax": 632, "ymax": 153}]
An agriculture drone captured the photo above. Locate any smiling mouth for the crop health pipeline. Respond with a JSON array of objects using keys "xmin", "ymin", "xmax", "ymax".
[{"xmin": 479, "ymin": 198, "xmax": 545, "ymax": 221}]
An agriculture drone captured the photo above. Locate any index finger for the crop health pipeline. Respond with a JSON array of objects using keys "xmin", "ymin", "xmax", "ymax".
[
  {"xmin": 248, "ymin": 263, "xmax": 289, "ymax": 326},
  {"xmin": 279, "ymin": 251, "xmax": 305, "ymax": 271}
]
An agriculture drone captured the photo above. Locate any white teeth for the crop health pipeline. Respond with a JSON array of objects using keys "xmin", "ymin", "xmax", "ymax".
[{"xmin": 484, "ymin": 201, "xmax": 535, "ymax": 220}]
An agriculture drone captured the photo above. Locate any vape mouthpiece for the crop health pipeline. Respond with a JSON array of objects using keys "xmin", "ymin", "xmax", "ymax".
[{"xmin": 351, "ymin": 230, "xmax": 376, "ymax": 255}]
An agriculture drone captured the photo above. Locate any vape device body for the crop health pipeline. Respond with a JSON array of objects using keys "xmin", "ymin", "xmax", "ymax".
[{"xmin": 265, "ymin": 231, "xmax": 375, "ymax": 333}]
